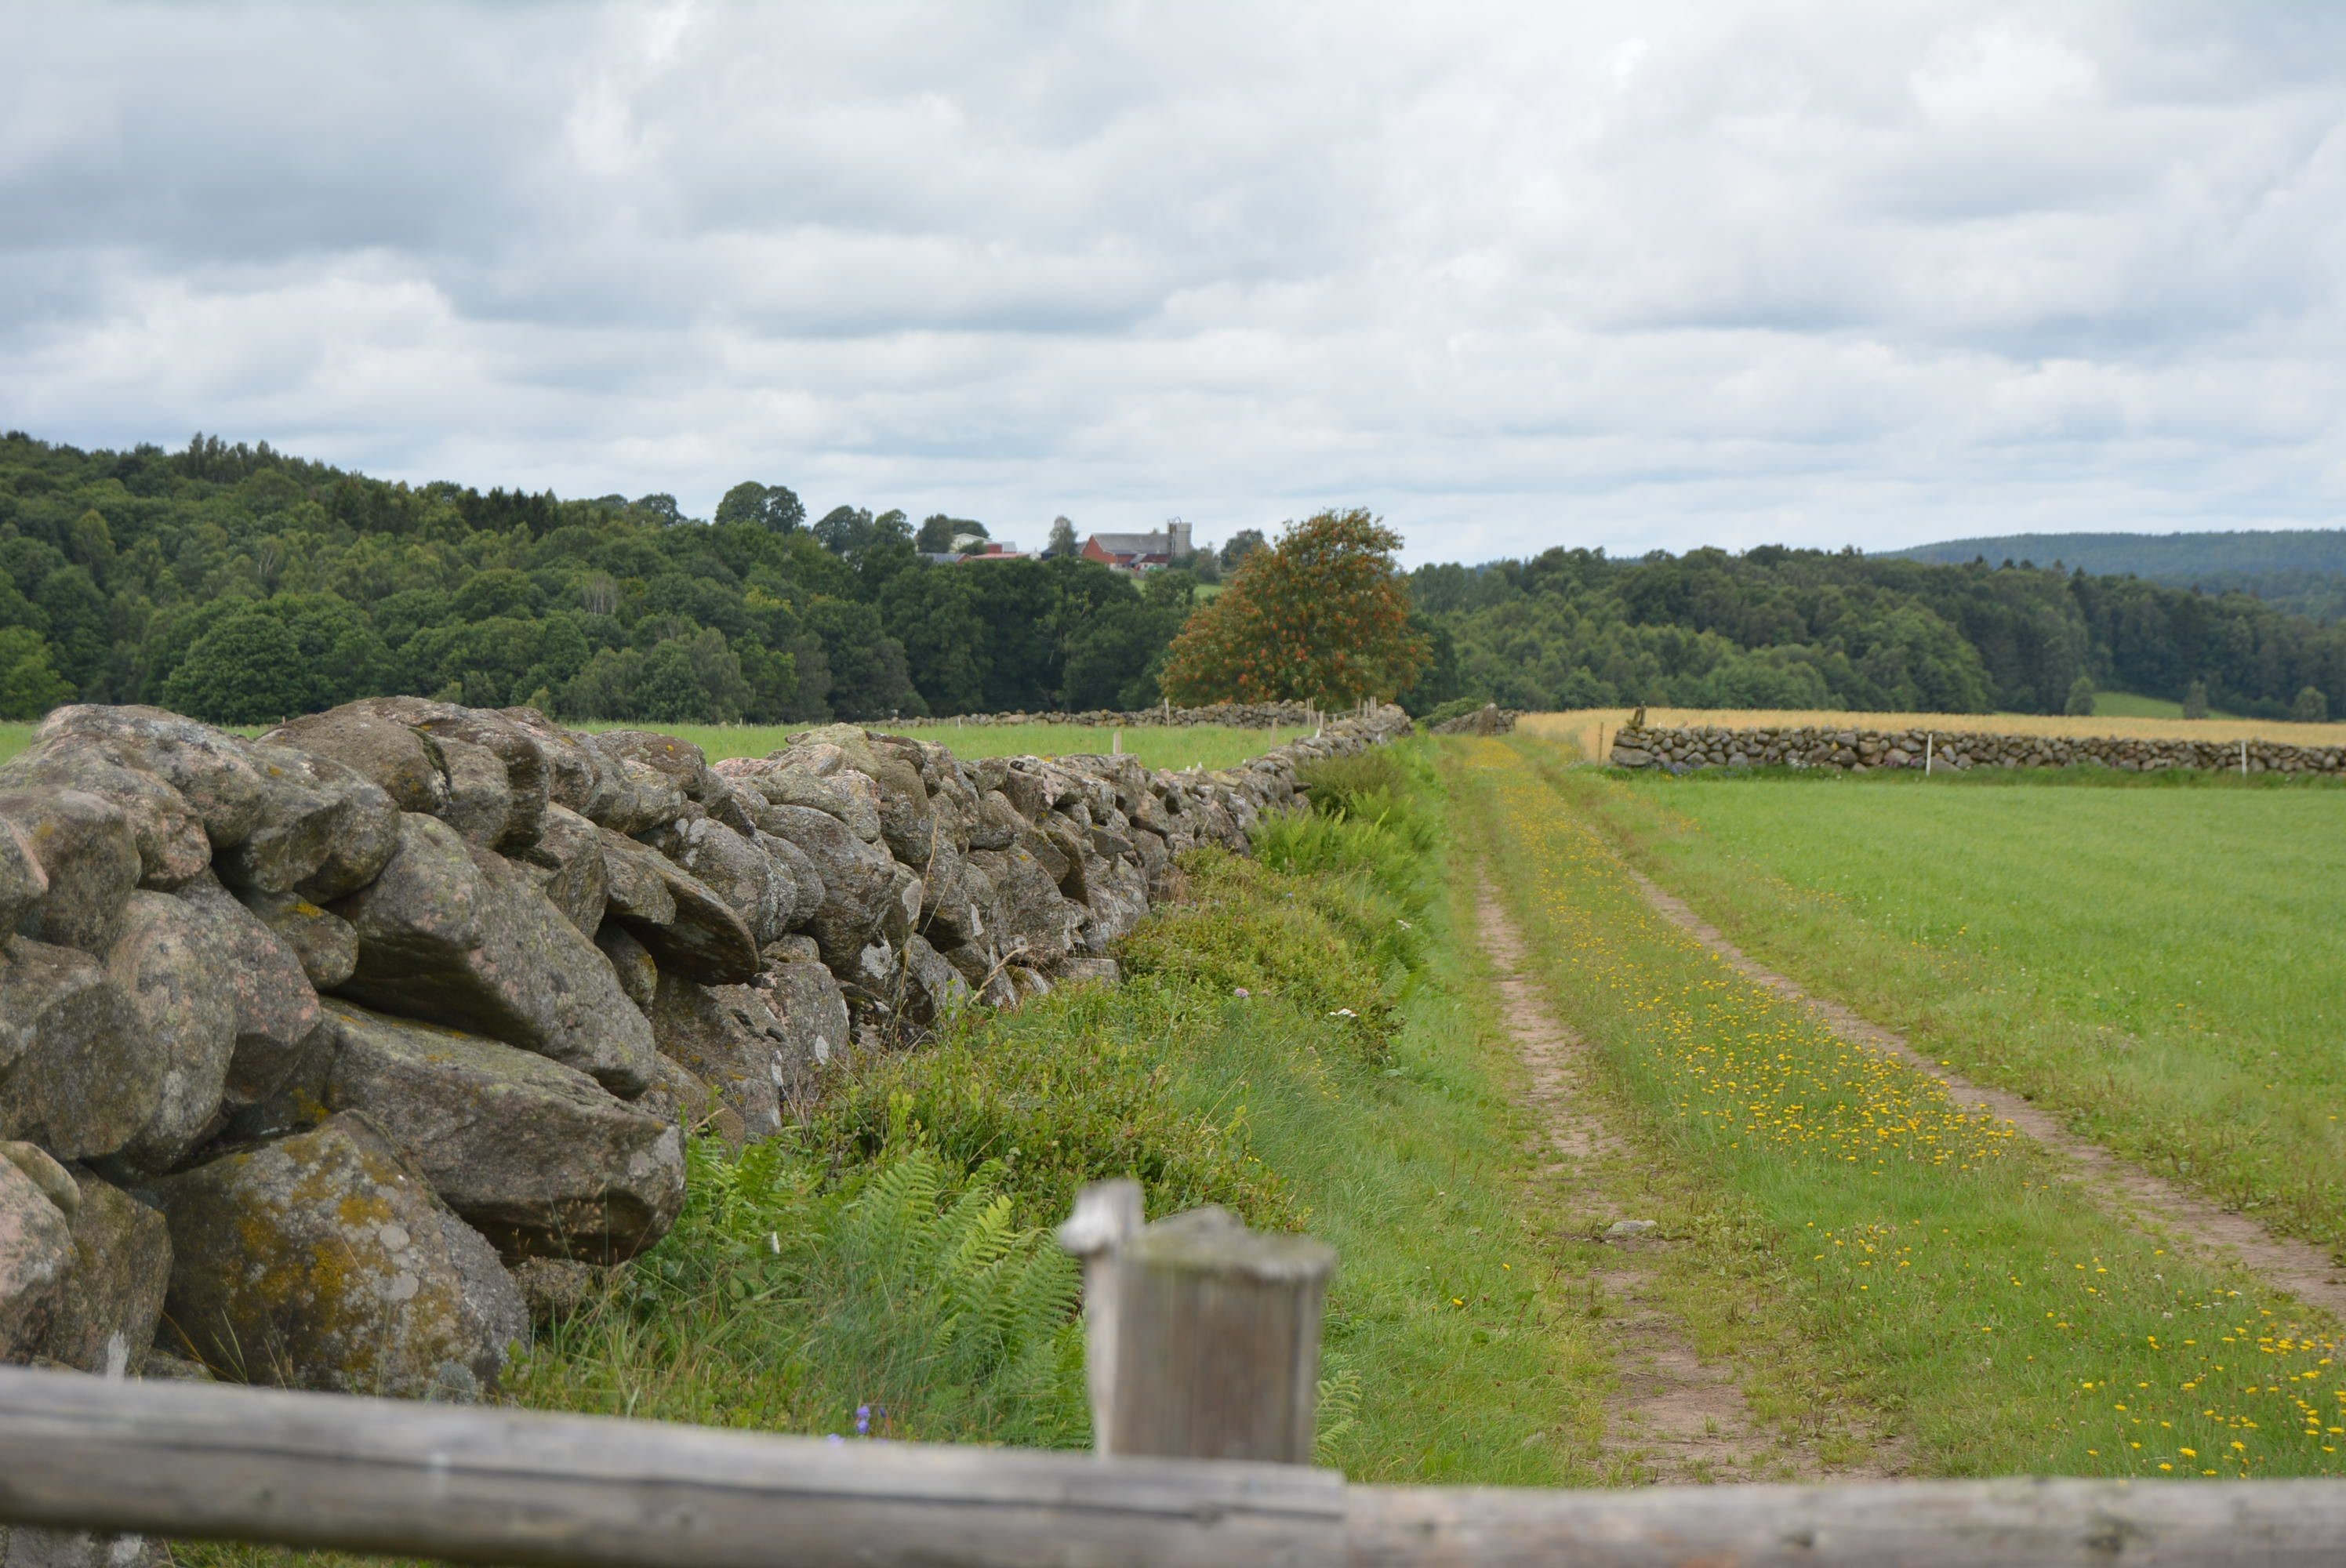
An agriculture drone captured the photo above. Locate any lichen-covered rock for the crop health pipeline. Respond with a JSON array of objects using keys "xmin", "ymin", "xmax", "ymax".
[
  {"xmin": 101, "ymin": 891, "xmax": 237, "ymax": 1171},
  {"xmin": 154, "ymin": 1112, "xmax": 527, "ymax": 1399},
  {"xmin": 334, "ymin": 814, "xmax": 656, "ymax": 1097},
  {"xmin": 1074, "ymin": 850, "xmax": 1150, "ymax": 956},
  {"xmin": 760, "ymin": 957, "xmax": 852, "ymax": 1072},
  {"xmin": 0, "ymin": 938, "xmax": 157, "ymax": 1162},
  {"xmin": 595, "ymin": 826, "xmax": 759, "ymax": 984},
  {"xmin": 646, "ymin": 974, "xmax": 819, "ymax": 1140},
  {"xmin": 762, "ymin": 803, "xmax": 895, "ymax": 967},
  {"xmin": 0, "ymin": 789, "xmax": 139, "ymax": 956},
  {"xmin": 303, "ymin": 1003, "xmax": 684, "ymax": 1263},
  {"xmin": 519, "ymin": 803, "xmax": 606, "ymax": 936},
  {"xmin": 0, "ymin": 819, "xmax": 45, "ymax": 935},
  {"xmin": 727, "ymin": 762, "xmax": 884, "ymax": 844},
  {"xmin": 430, "ymin": 733, "xmax": 514, "ymax": 848},
  {"xmin": 638, "ymin": 1054, "xmax": 746, "ymax": 1150},
  {"xmin": 262, "ymin": 709, "xmax": 448, "ymax": 815},
  {"xmin": 594, "ymin": 920, "xmax": 660, "ymax": 1013},
  {"xmin": 644, "ymin": 815, "xmax": 785, "ymax": 945},
  {"xmin": 37, "ymin": 1168, "xmax": 170, "ymax": 1376},
  {"xmin": 231, "ymin": 886, "xmax": 358, "ymax": 992},
  {"xmin": 0, "ymin": 1149, "xmax": 74, "ymax": 1359},
  {"xmin": 175, "ymin": 877, "xmax": 329, "ymax": 1119},
  {"xmin": 0, "ymin": 735, "xmax": 209, "ymax": 891},
  {"xmin": 898, "ymin": 933, "xmax": 969, "ymax": 1026},
  {"xmin": 967, "ymin": 844, "xmax": 1080, "ymax": 972}
]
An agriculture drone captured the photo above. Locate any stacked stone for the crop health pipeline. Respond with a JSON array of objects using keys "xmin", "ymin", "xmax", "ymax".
[
  {"xmin": 1609, "ymin": 722, "xmax": 2346, "ymax": 775},
  {"xmin": 948, "ymin": 701, "xmax": 1323, "ymax": 728},
  {"xmin": 1429, "ymin": 705, "xmax": 1519, "ymax": 736},
  {"xmin": 0, "ymin": 699, "xmax": 1410, "ymax": 1420}
]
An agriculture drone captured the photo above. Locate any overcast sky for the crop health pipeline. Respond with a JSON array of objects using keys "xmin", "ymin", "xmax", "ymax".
[{"xmin": 5, "ymin": 2, "xmax": 2344, "ymax": 564}]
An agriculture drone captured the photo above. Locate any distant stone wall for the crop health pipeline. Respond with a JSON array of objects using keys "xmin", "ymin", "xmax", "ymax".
[
  {"xmin": 0, "ymin": 699, "xmax": 1409, "ymax": 1417},
  {"xmin": 1429, "ymin": 704, "xmax": 1519, "ymax": 736},
  {"xmin": 1609, "ymin": 721, "xmax": 2346, "ymax": 776},
  {"xmin": 950, "ymin": 701, "xmax": 1332, "ymax": 728}
]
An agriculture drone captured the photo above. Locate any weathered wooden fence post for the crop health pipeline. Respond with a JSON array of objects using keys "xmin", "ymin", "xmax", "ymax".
[{"xmin": 1061, "ymin": 1181, "xmax": 1336, "ymax": 1465}]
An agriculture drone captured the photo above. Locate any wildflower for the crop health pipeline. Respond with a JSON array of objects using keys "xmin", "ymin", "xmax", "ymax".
[
  {"xmin": 855, "ymin": 1404, "xmax": 872, "ymax": 1436},
  {"xmin": 1233, "ymin": 985, "xmax": 1251, "ymax": 998}
]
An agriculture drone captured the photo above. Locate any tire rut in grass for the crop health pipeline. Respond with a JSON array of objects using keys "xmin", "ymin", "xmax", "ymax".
[
  {"xmin": 1473, "ymin": 877, "xmax": 1885, "ymax": 1485},
  {"xmin": 1618, "ymin": 860, "xmax": 2346, "ymax": 1324}
]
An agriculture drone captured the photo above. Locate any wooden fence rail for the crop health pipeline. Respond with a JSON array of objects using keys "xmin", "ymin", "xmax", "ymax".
[{"xmin": 5, "ymin": 1366, "xmax": 2346, "ymax": 1567}]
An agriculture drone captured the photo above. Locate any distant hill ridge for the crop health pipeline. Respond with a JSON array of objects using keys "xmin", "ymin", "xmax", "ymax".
[{"xmin": 1884, "ymin": 529, "xmax": 2346, "ymax": 623}]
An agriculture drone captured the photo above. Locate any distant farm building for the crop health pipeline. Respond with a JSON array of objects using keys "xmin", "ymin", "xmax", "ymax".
[{"xmin": 1081, "ymin": 521, "xmax": 1195, "ymax": 573}]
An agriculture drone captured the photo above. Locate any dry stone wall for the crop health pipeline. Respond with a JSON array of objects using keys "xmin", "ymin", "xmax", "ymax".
[
  {"xmin": 0, "ymin": 697, "xmax": 1411, "ymax": 1411},
  {"xmin": 947, "ymin": 700, "xmax": 1330, "ymax": 728},
  {"xmin": 1610, "ymin": 720, "xmax": 2346, "ymax": 776}
]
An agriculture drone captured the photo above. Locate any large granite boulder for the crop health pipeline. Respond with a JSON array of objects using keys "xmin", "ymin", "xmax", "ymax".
[
  {"xmin": 0, "ymin": 789, "xmax": 139, "ymax": 956},
  {"xmin": 154, "ymin": 1113, "xmax": 526, "ymax": 1399},
  {"xmin": 643, "ymin": 815, "xmax": 785, "ymax": 946},
  {"xmin": 0, "ymin": 735, "xmax": 208, "ymax": 891},
  {"xmin": 175, "ymin": 877, "xmax": 329, "ymax": 1122},
  {"xmin": 0, "ymin": 819, "xmax": 43, "ymax": 933},
  {"xmin": 645, "ymin": 974, "xmax": 823, "ymax": 1140},
  {"xmin": 231, "ymin": 886, "xmax": 358, "ymax": 992},
  {"xmin": 100, "ymin": 891, "xmax": 237, "ymax": 1171},
  {"xmin": 262, "ymin": 709, "xmax": 448, "ymax": 815},
  {"xmin": 37, "ymin": 1167, "xmax": 170, "ymax": 1376},
  {"xmin": 518, "ymin": 803, "xmax": 606, "ymax": 936},
  {"xmin": 300, "ymin": 1003, "xmax": 684, "ymax": 1262},
  {"xmin": 760, "ymin": 958, "xmax": 852, "ymax": 1071},
  {"xmin": 967, "ymin": 844, "xmax": 1081, "ymax": 972},
  {"xmin": 0, "ymin": 938, "xmax": 157, "ymax": 1162},
  {"xmin": 333, "ymin": 814, "xmax": 656, "ymax": 1097},
  {"xmin": 0, "ymin": 1149, "xmax": 74, "ymax": 1359},
  {"xmin": 596, "ymin": 826, "xmax": 760, "ymax": 984},
  {"xmin": 761, "ymin": 803, "xmax": 895, "ymax": 967}
]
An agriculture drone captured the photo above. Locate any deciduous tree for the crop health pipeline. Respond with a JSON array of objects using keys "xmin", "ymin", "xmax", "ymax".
[{"xmin": 1160, "ymin": 509, "xmax": 1429, "ymax": 706}]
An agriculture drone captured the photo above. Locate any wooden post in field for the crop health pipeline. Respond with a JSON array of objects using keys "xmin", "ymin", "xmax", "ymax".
[
  {"xmin": 1061, "ymin": 1181, "xmax": 1336, "ymax": 1465},
  {"xmin": 2241, "ymin": 737, "xmax": 2249, "ymax": 777},
  {"xmin": 1112, "ymin": 728, "xmax": 1122, "ymax": 755},
  {"xmin": 1925, "ymin": 734, "xmax": 1933, "ymax": 775}
]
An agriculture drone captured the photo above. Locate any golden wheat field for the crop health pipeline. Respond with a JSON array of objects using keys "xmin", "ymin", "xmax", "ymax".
[{"xmin": 1524, "ymin": 707, "xmax": 2346, "ymax": 763}]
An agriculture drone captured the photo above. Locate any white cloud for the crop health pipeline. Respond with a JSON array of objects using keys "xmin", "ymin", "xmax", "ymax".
[{"xmin": 2, "ymin": 0, "xmax": 2344, "ymax": 562}]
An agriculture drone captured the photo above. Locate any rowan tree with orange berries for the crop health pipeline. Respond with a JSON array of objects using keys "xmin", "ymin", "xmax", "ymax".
[{"xmin": 1159, "ymin": 509, "xmax": 1429, "ymax": 706}]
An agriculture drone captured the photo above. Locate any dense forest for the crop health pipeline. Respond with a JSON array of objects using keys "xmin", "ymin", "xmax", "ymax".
[
  {"xmin": 1890, "ymin": 528, "xmax": 2346, "ymax": 625},
  {"xmin": 3, "ymin": 430, "xmax": 2341, "ymax": 724},
  {"xmin": 0, "ymin": 433, "xmax": 1194, "ymax": 724},
  {"xmin": 1413, "ymin": 546, "xmax": 2346, "ymax": 720}
]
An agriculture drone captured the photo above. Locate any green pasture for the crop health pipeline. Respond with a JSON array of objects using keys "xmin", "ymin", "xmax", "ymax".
[
  {"xmin": 1581, "ymin": 764, "xmax": 2346, "ymax": 1258},
  {"xmin": 1450, "ymin": 735, "xmax": 2344, "ymax": 1479}
]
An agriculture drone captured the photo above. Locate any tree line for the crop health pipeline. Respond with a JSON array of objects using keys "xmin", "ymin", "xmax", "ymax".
[
  {"xmin": 1413, "ymin": 546, "xmax": 2344, "ymax": 720},
  {"xmin": 0, "ymin": 434, "xmax": 1212, "ymax": 724},
  {"xmin": 2, "ymin": 430, "xmax": 2339, "ymax": 725}
]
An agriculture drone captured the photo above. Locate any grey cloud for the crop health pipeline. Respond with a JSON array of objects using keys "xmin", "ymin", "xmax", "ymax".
[{"xmin": 2, "ymin": 0, "xmax": 2344, "ymax": 563}]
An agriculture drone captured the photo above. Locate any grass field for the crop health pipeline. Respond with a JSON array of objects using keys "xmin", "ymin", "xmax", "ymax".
[
  {"xmin": 1568, "ymin": 762, "xmax": 2346, "ymax": 1259},
  {"xmin": 1450, "ymin": 735, "xmax": 2346, "ymax": 1479},
  {"xmin": 1525, "ymin": 706, "xmax": 2345, "ymax": 762},
  {"xmin": 0, "ymin": 719, "xmax": 1311, "ymax": 772}
]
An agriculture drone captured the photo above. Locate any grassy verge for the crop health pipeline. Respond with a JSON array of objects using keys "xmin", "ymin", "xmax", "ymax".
[
  {"xmin": 1574, "ymin": 765, "xmax": 2346, "ymax": 1257},
  {"xmin": 177, "ymin": 739, "xmax": 1600, "ymax": 1565},
  {"xmin": 1447, "ymin": 734, "xmax": 2345, "ymax": 1480}
]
